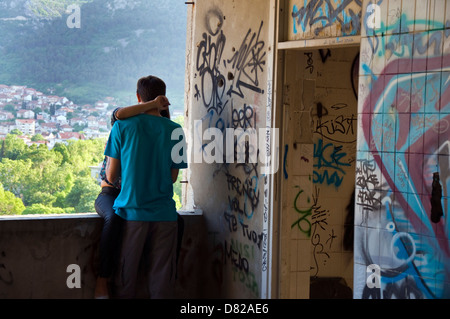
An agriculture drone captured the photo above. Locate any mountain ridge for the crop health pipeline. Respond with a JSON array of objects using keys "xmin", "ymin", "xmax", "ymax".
[{"xmin": 0, "ymin": 0, "xmax": 187, "ymax": 110}]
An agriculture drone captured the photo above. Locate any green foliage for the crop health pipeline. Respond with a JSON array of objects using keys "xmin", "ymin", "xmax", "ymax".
[
  {"xmin": 0, "ymin": 134, "xmax": 104, "ymax": 215},
  {"xmin": 173, "ymin": 115, "xmax": 185, "ymax": 128},
  {"xmin": 22, "ymin": 203, "xmax": 68, "ymax": 215},
  {"xmin": 0, "ymin": 158, "xmax": 33, "ymax": 196},
  {"xmin": 52, "ymin": 142, "xmax": 70, "ymax": 164},
  {"xmin": 173, "ymin": 169, "xmax": 183, "ymax": 210},
  {"xmin": 63, "ymin": 139, "xmax": 105, "ymax": 176},
  {"xmin": 0, "ymin": 127, "xmax": 184, "ymax": 215},
  {"xmin": 10, "ymin": 129, "xmax": 23, "ymax": 135},
  {"xmin": 173, "ymin": 192, "xmax": 182, "ymax": 211},
  {"xmin": 0, "ymin": 183, "xmax": 25, "ymax": 215},
  {"xmin": 31, "ymin": 134, "xmax": 45, "ymax": 142},
  {"xmin": 64, "ymin": 176, "xmax": 100, "ymax": 213},
  {"xmin": 1, "ymin": 134, "xmax": 27, "ymax": 160}
]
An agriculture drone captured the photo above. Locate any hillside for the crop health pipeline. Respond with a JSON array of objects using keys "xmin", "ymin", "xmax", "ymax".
[{"xmin": 0, "ymin": 0, "xmax": 187, "ymax": 111}]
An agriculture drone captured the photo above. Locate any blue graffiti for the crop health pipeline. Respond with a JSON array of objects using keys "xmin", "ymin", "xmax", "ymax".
[
  {"xmin": 292, "ymin": 0, "xmax": 362, "ymax": 36},
  {"xmin": 313, "ymin": 138, "xmax": 350, "ymax": 187}
]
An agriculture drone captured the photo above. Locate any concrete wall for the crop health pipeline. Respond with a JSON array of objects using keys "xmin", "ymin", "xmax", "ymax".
[
  {"xmin": 184, "ymin": 0, "xmax": 272, "ymax": 298},
  {"xmin": 0, "ymin": 213, "xmax": 206, "ymax": 299},
  {"xmin": 353, "ymin": 0, "xmax": 450, "ymax": 299}
]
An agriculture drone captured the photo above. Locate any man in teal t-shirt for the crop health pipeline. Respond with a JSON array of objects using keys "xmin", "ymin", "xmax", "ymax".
[{"xmin": 104, "ymin": 75, "xmax": 187, "ymax": 298}]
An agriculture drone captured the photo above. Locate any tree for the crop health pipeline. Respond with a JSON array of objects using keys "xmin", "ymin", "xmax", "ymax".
[
  {"xmin": 53, "ymin": 172, "xmax": 75, "ymax": 208},
  {"xmin": 3, "ymin": 104, "xmax": 15, "ymax": 113},
  {"xmin": 9, "ymin": 129, "xmax": 23, "ymax": 135},
  {"xmin": 0, "ymin": 183, "xmax": 25, "ymax": 215},
  {"xmin": 0, "ymin": 135, "xmax": 105, "ymax": 214},
  {"xmin": 31, "ymin": 134, "xmax": 45, "ymax": 142},
  {"xmin": 21, "ymin": 203, "xmax": 66, "ymax": 215},
  {"xmin": 52, "ymin": 142, "xmax": 70, "ymax": 164},
  {"xmin": 24, "ymin": 191, "xmax": 56, "ymax": 207},
  {"xmin": 49, "ymin": 103, "xmax": 56, "ymax": 115},
  {"xmin": 72, "ymin": 123, "xmax": 87, "ymax": 132},
  {"xmin": 65, "ymin": 139, "xmax": 105, "ymax": 176},
  {"xmin": 65, "ymin": 176, "xmax": 100, "ymax": 213},
  {"xmin": 2, "ymin": 134, "xmax": 26, "ymax": 160},
  {"xmin": 0, "ymin": 158, "xmax": 32, "ymax": 197}
]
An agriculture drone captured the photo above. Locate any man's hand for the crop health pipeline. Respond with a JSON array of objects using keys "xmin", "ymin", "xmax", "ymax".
[{"xmin": 154, "ymin": 95, "xmax": 170, "ymax": 113}]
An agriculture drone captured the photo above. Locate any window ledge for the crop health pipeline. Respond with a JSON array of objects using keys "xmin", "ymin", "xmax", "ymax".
[
  {"xmin": 0, "ymin": 212, "xmax": 100, "ymax": 221},
  {"xmin": 0, "ymin": 209, "xmax": 203, "ymax": 221}
]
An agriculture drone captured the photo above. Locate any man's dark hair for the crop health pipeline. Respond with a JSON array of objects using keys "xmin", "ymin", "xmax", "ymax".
[{"xmin": 136, "ymin": 75, "xmax": 166, "ymax": 102}]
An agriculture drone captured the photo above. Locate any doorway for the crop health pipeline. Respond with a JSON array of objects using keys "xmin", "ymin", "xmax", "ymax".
[{"xmin": 276, "ymin": 45, "xmax": 360, "ymax": 298}]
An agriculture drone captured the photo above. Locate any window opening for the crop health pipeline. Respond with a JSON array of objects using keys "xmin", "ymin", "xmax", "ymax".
[{"xmin": 0, "ymin": 0, "xmax": 187, "ymax": 216}]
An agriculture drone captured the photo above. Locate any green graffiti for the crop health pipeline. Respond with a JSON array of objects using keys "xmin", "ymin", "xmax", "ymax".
[{"xmin": 291, "ymin": 186, "xmax": 312, "ymax": 237}]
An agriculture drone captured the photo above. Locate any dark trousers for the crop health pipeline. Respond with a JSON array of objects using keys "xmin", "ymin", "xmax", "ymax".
[
  {"xmin": 113, "ymin": 220, "xmax": 178, "ymax": 299},
  {"xmin": 94, "ymin": 186, "xmax": 123, "ymax": 278}
]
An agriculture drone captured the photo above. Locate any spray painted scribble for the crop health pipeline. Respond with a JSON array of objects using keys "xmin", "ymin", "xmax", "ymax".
[
  {"xmin": 313, "ymin": 138, "xmax": 351, "ymax": 188},
  {"xmin": 226, "ymin": 21, "xmax": 266, "ymax": 98},
  {"xmin": 291, "ymin": 185, "xmax": 312, "ymax": 237},
  {"xmin": 292, "ymin": 0, "xmax": 362, "ymax": 36}
]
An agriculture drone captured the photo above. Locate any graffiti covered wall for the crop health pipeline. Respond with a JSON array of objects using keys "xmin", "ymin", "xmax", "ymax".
[
  {"xmin": 186, "ymin": 0, "xmax": 449, "ymax": 299},
  {"xmin": 355, "ymin": 0, "xmax": 450, "ymax": 298},
  {"xmin": 186, "ymin": 0, "xmax": 271, "ymax": 298}
]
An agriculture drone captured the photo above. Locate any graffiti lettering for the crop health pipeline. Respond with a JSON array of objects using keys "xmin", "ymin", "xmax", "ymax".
[
  {"xmin": 304, "ymin": 52, "xmax": 314, "ymax": 74},
  {"xmin": 314, "ymin": 139, "xmax": 350, "ymax": 172},
  {"xmin": 292, "ymin": 0, "xmax": 362, "ymax": 36},
  {"xmin": 232, "ymin": 104, "xmax": 256, "ymax": 129},
  {"xmin": 227, "ymin": 21, "xmax": 266, "ymax": 98},
  {"xmin": 196, "ymin": 27, "xmax": 227, "ymax": 115},
  {"xmin": 355, "ymin": 158, "xmax": 380, "ymax": 213},
  {"xmin": 223, "ymin": 212, "xmax": 264, "ymax": 249},
  {"xmin": 313, "ymin": 138, "xmax": 350, "ymax": 187},
  {"xmin": 314, "ymin": 113, "xmax": 357, "ymax": 143},
  {"xmin": 310, "ymin": 186, "xmax": 332, "ymax": 277},
  {"xmin": 224, "ymin": 240, "xmax": 249, "ymax": 273},
  {"xmin": 241, "ymin": 222, "xmax": 264, "ymax": 250}
]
